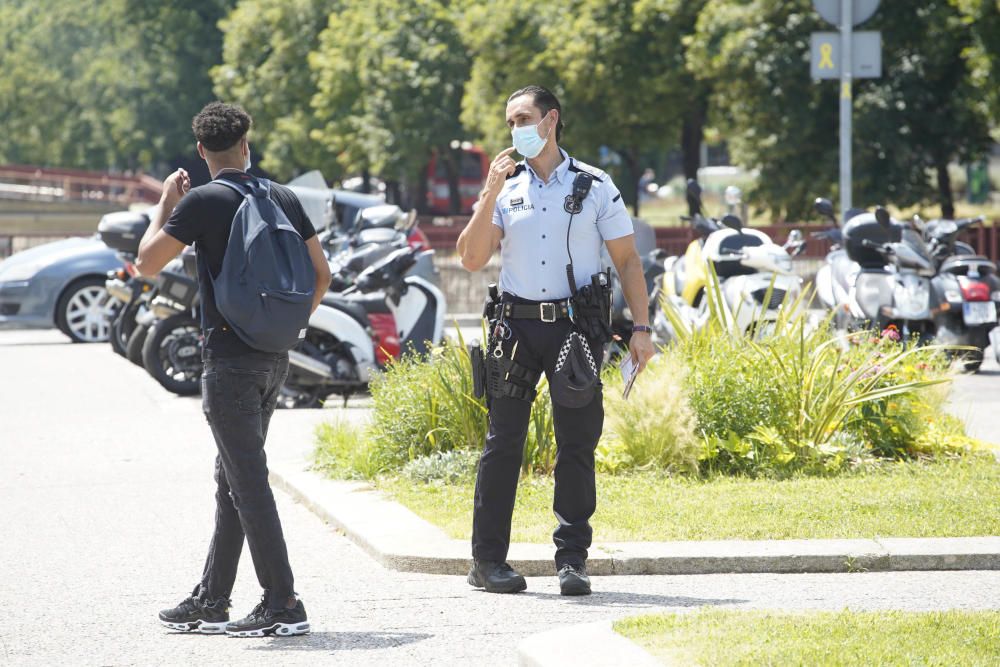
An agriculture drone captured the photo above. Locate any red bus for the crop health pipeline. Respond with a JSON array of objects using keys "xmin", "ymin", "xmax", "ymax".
[{"xmin": 426, "ymin": 146, "xmax": 489, "ymax": 215}]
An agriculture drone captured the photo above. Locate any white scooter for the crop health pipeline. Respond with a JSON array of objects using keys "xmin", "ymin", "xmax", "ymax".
[
  {"xmin": 705, "ymin": 215, "xmax": 805, "ymax": 334},
  {"xmin": 667, "ymin": 214, "xmax": 803, "ymax": 336},
  {"xmin": 281, "ymin": 245, "xmax": 447, "ymax": 407}
]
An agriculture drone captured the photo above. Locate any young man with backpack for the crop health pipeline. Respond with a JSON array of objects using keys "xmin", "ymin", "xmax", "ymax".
[{"xmin": 136, "ymin": 102, "xmax": 332, "ymax": 636}]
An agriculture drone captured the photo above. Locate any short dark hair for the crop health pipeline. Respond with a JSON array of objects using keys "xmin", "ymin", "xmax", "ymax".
[
  {"xmin": 507, "ymin": 85, "xmax": 564, "ymax": 141},
  {"xmin": 192, "ymin": 102, "xmax": 252, "ymax": 152}
]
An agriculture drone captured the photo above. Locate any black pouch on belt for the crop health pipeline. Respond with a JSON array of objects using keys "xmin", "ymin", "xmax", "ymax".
[
  {"xmin": 550, "ymin": 330, "xmax": 600, "ymax": 408},
  {"xmin": 470, "ymin": 342, "xmax": 486, "ymax": 399}
]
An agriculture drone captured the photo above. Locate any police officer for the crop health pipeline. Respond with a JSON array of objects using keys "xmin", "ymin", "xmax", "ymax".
[{"xmin": 457, "ymin": 85, "xmax": 655, "ymax": 596}]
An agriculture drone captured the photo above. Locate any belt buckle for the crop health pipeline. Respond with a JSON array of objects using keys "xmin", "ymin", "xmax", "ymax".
[{"xmin": 539, "ymin": 302, "xmax": 556, "ymax": 323}]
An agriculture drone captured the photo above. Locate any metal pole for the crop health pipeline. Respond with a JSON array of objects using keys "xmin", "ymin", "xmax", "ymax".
[{"xmin": 840, "ymin": 0, "xmax": 853, "ymax": 216}]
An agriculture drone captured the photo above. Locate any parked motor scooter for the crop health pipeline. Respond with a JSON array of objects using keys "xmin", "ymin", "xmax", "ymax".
[
  {"xmin": 281, "ymin": 245, "xmax": 447, "ymax": 408},
  {"xmin": 141, "ymin": 249, "xmax": 202, "ymax": 395},
  {"xmin": 653, "ymin": 180, "xmax": 804, "ymax": 340},
  {"xmin": 97, "ymin": 209, "xmax": 157, "ymax": 358},
  {"xmin": 700, "ymin": 214, "xmax": 805, "ymax": 335},
  {"xmin": 846, "ymin": 208, "xmax": 937, "ymax": 341},
  {"xmin": 919, "ymin": 215, "xmax": 1000, "ymax": 371},
  {"xmin": 651, "ymin": 180, "xmax": 722, "ymax": 344}
]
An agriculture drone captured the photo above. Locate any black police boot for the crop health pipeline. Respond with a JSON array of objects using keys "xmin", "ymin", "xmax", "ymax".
[
  {"xmin": 558, "ymin": 563, "xmax": 591, "ymax": 596},
  {"xmin": 467, "ymin": 560, "xmax": 527, "ymax": 594}
]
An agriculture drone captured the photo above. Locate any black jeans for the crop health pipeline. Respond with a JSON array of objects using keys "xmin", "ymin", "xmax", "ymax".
[
  {"xmin": 198, "ymin": 351, "xmax": 294, "ymax": 610},
  {"xmin": 471, "ymin": 314, "xmax": 604, "ymax": 570}
]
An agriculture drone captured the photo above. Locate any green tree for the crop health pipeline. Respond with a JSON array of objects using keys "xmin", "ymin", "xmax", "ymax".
[
  {"xmin": 310, "ymin": 0, "xmax": 470, "ymax": 211},
  {"xmin": 460, "ymin": 0, "xmax": 708, "ymax": 215},
  {"xmin": 949, "ymin": 0, "xmax": 1000, "ymax": 126},
  {"xmin": 690, "ymin": 0, "xmax": 992, "ymax": 219},
  {"xmin": 213, "ymin": 0, "xmax": 337, "ymax": 181},
  {"xmin": 854, "ymin": 1, "xmax": 993, "ymax": 218},
  {"xmin": 0, "ymin": 0, "xmax": 232, "ymax": 173},
  {"xmin": 689, "ymin": 0, "xmax": 839, "ymax": 219}
]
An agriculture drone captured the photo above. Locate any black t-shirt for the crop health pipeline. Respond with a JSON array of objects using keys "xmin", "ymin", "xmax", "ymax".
[{"xmin": 163, "ymin": 171, "xmax": 316, "ymax": 357}]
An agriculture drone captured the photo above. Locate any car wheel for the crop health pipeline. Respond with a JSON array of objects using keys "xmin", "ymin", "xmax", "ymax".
[{"xmin": 55, "ymin": 277, "xmax": 121, "ymax": 343}]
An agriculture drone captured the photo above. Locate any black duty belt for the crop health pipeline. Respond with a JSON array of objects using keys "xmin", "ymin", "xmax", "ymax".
[{"xmin": 501, "ymin": 300, "xmax": 571, "ymax": 322}]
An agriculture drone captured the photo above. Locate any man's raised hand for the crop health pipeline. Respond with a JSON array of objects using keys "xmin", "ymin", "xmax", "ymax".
[{"xmin": 483, "ymin": 147, "xmax": 517, "ymax": 198}]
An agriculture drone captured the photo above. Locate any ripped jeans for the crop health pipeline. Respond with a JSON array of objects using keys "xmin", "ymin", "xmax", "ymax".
[{"xmin": 197, "ymin": 351, "xmax": 294, "ymax": 610}]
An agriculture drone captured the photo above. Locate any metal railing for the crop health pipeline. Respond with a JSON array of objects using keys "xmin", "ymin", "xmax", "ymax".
[
  {"xmin": 418, "ymin": 216, "xmax": 1000, "ymax": 260},
  {"xmin": 0, "ymin": 165, "xmax": 162, "ymax": 205}
]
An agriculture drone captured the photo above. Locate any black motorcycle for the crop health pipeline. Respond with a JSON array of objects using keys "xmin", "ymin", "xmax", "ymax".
[
  {"xmin": 97, "ymin": 209, "xmax": 155, "ymax": 359},
  {"xmin": 141, "ymin": 249, "xmax": 202, "ymax": 395},
  {"xmin": 919, "ymin": 215, "xmax": 1000, "ymax": 372}
]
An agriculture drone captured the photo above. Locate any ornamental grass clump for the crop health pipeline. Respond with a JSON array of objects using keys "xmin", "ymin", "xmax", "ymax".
[
  {"xmin": 600, "ymin": 353, "xmax": 700, "ymax": 474},
  {"xmin": 360, "ymin": 326, "xmax": 558, "ymax": 476}
]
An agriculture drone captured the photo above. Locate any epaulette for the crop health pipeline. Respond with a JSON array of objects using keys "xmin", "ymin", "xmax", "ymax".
[
  {"xmin": 568, "ymin": 159, "xmax": 604, "ymax": 183},
  {"xmin": 506, "ymin": 164, "xmax": 527, "ymax": 180}
]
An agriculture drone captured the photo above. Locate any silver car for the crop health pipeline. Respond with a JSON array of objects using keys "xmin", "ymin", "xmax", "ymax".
[{"xmin": 0, "ymin": 236, "xmax": 124, "ymax": 342}]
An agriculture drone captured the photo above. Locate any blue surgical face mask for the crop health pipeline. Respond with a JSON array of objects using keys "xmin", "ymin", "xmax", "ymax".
[
  {"xmin": 511, "ymin": 113, "xmax": 553, "ymax": 159},
  {"xmin": 244, "ymin": 142, "xmax": 252, "ymax": 172}
]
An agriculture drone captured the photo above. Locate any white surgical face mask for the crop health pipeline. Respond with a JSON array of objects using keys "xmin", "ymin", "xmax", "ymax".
[
  {"xmin": 511, "ymin": 113, "xmax": 553, "ymax": 159},
  {"xmin": 244, "ymin": 143, "xmax": 252, "ymax": 172}
]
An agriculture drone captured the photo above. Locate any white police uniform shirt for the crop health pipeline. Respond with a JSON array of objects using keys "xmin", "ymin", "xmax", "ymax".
[{"xmin": 491, "ymin": 150, "xmax": 633, "ymax": 301}]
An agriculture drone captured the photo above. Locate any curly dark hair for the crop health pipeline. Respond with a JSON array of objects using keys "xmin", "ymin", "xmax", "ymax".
[{"xmin": 191, "ymin": 102, "xmax": 252, "ymax": 152}]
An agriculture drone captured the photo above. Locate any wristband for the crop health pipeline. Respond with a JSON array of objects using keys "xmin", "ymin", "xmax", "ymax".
[{"xmin": 631, "ymin": 325, "xmax": 652, "ymax": 334}]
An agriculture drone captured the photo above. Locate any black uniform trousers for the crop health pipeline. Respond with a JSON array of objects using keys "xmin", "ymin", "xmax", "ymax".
[{"xmin": 472, "ymin": 306, "xmax": 604, "ymax": 570}]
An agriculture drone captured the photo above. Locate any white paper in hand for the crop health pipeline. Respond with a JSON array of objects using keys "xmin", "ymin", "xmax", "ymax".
[{"xmin": 619, "ymin": 353, "xmax": 639, "ymax": 400}]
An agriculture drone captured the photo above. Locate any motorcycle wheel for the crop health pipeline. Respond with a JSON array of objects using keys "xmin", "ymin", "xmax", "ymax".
[
  {"xmin": 142, "ymin": 313, "xmax": 203, "ymax": 396},
  {"xmin": 125, "ymin": 323, "xmax": 150, "ymax": 367},
  {"xmin": 110, "ymin": 302, "xmax": 140, "ymax": 357}
]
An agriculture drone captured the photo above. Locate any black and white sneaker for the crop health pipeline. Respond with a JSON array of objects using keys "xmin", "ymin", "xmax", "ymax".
[
  {"xmin": 226, "ymin": 597, "xmax": 310, "ymax": 637},
  {"xmin": 158, "ymin": 587, "xmax": 231, "ymax": 634}
]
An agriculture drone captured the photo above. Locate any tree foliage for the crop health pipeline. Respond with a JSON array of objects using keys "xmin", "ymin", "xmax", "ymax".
[
  {"xmin": 213, "ymin": 0, "xmax": 337, "ymax": 181},
  {"xmin": 459, "ymin": 0, "xmax": 708, "ymax": 214},
  {"xmin": 0, "ymin": 0, "xmax": 995, "ymax": 215},
  {"xmin": 690, "ymin": 0, "xmax": 992, "ymax": 218},
  {"xmin": 0, "ymin": 0, "xmax": 232, "ymax": 172},
  {"xmin": 309, "ymin": 0, "xmax": 470, "ymax": 205}
]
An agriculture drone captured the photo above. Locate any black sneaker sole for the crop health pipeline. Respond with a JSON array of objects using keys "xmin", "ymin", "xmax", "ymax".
[
  {"xmin": 159, "ymin": 618, "xmax": 230, "ymax": 634},
  {"xmin": 559, "ymin": 579, "xmax": 592, "ymax": 596},
  {"xmin": 467, "ymin": 569, "xmax": 528, "ymax": 594},
  {"xmin": 226, "ymin": 621, "xmax": 310, "ymax": 637}
]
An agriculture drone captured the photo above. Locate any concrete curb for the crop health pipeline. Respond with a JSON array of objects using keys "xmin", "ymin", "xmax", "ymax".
[
  {"xmin": 517, "ymin": 621, "xmax": 659, "ymax": 667},
  {"xmin": 269, "ymin": 459, "xmax": 1000, "ymax": 577}
]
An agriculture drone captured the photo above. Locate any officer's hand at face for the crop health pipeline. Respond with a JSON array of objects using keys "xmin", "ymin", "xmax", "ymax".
[
  {"xmin": 483, "ymin": 147, "xmax": 517, "ymax": 198},
  {"xmin": 630, "ymin": 331, "xmax": 655, "ymax": 374}
]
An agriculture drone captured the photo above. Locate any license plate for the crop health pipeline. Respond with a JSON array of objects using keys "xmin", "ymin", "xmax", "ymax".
[{"xmin": 963, "ymin": 301, "xmax": 997, "ymax": 325}]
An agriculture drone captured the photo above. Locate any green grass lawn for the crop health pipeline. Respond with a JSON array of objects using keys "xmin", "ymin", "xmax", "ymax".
[
  {"xmin": 614, "ymin": 608, "xmax": 1000, "ymax": 666},
  {"xmin": 377, "ymin": 458, "xmax": 1000, "ymax": 542}
]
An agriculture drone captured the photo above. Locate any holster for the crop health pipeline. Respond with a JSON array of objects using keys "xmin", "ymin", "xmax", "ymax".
[
  {"xmin": 486, "ymin": 352, "xmax": 539, "ymax": 403},
  {"xmin": 569, "ymin": 271, "xmax": 613, "ymax": 344}
]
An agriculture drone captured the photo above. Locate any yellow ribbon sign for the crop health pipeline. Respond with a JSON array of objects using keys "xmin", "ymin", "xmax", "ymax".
[{"xmin": 818, "ymin": 42, "xmax": 835, "ymax": 69}]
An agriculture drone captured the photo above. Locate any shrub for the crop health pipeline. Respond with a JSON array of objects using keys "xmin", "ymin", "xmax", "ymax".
[
  {"xmin": 661, "ymin": 267, "xmax": 975, "ymax": 476},
  {"xmin": 367, "ymin": 329, "xmax": 487, "ymax": 464},
  {"xmin": 353, "ymin": 325, "xmax": 558, "ymax": 477},
  {"xmin": 401, "ymin": 449, "xmax": 481, "ymax": 484}
]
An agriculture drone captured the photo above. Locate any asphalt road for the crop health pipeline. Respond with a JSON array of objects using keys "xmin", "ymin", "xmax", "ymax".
[{"xmin": 1, "ymin": 329, "xmax": 998, "ymax": 666}]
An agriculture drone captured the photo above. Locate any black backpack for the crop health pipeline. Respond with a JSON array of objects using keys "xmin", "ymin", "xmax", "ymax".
[{"xmin": 211, "ymin": 178, "xmax": 315, "ymax": 352}]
